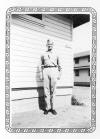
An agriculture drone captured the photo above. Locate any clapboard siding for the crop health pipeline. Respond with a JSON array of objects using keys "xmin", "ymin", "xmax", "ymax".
[
  {"xmin": 10, "ymin": 15, "xmax": 73, "ymax": 90},
  {"xmin": 44, "ymin": 15, "xmax": 72, "ymax": 38},
  {"xmin": 11, "ymin": 14, "xmax": 72, "ymax": 41},
  {"xmin": 44, "ymin": 17, "xmax": 71, "ymax": 31},
  {"xmin": 45, "ymin": 26, "xmax": 71, "ymax": 38},
  {"xmin": 44, "ymin": 15, "xmax": 71, "ymax": 27},
  {"xmin": 44, "ymin": 15, "xmax": 72, "ymax": 41},
  {"xmin": 11, "ymin": 22, "xmax": 72, "ymax": 43}
]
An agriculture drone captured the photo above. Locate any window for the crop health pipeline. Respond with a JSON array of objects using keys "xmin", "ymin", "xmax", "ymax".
[
  {"xmin": 75, "ymin": 69, "xmax": 79, "ymax": 76},
  {"xmin": 88, "ymin": 55, "xmax": 90, "ymax": 62},
  {"xmin": 28, "ymin": 14, "xmax": 42, "ymax": 20},
  {"xmin": 88, "ymin": 69, "xmax": 90, "ymax": 76},
  {"xmin": 75, "ymin": 58, "xmax": 79, "ymax": 64}
]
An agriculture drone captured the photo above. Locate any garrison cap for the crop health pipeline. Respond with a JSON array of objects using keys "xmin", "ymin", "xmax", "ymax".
[{"xmin": 46, "ymin": 39, "xmax": 54, "ymax": 45}]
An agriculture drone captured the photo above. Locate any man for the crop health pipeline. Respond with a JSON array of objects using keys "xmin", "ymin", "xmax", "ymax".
[{"xmin": 40, "ymin": 39, "xmax": 62, "ymax": 115}]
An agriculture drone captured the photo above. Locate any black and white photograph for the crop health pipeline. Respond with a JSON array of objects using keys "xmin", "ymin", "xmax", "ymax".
[{"xmin": 5, "ymin": 7, "xmax": 96, "ymax": 133}]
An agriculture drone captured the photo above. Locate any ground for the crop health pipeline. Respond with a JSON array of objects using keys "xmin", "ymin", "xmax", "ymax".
[{"xmin": 11, "ymin": 86, "xmax": 91, "ymax": 128}]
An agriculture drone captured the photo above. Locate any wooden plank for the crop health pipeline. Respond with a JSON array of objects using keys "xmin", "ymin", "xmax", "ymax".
[
  {"xmin": 45, "ymin": 26, "xmax": 71, "ymax": 38},
  {"xmin": 44, "ymin": 17, "xmax": 71, "ymax": 32},
  {"xmin": 45, "ymin": 15, "xmax": 71, "ymax": 26},
  {"xmin": 11, "ymin": 81, "xmax": 43, "ymax": 88},
  {"xmin": 44, "ymin": 20, "xmax": 71, "ymax": 34}
]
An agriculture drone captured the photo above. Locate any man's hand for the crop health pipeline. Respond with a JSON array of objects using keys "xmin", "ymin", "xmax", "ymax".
[
  {"xmin": 40, "ymin": 70, "xmax": 44, "ymax": 81},
  {"xmin": 40, "ymin": 72, "xmax": 44, "ymax": 81},
  {"xmin": 40, "ymin": 75, "xmax": 44, "ymax": 81},
  {"xmin": 57, "ymin": 76, "xmax": 60, "ymax": 80},
  {"xmin": 57, "ymin": 72, "xmax": 61, "ymax": 80}
]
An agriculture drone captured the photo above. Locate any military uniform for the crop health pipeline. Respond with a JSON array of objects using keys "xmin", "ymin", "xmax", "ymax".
[{"xmin": 40, "ymin": 49, "xmax": 62, "ymax": 114}]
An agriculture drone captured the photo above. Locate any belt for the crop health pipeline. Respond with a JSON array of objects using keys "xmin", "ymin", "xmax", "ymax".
[{"xmin": 44, "ymin": 66, "xmax": 57, "ymax": 68}]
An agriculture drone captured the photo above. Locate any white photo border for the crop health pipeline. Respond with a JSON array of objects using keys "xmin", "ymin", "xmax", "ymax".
[{"xmin": 5, "ymin": 7, "xmax": 97, "ymax": 133}]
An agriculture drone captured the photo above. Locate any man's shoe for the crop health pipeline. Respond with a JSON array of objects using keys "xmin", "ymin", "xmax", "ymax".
[
  {"xmin": 44, "ymin": 110, "xmax": 48, "ymax": 115},
  {"xmin": 50, "ymin": 109, "xmax": 57, "ymax": 115}
]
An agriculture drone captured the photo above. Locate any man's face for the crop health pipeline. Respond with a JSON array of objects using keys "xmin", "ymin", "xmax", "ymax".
[{"xmin": 47, "ymin": 43, "xmax": 53, "ymax": 51}]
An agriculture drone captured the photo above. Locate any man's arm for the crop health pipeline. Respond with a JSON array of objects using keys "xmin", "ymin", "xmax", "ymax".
[
  {"xmin": 39, "ymin": 55, "xmax": 44, "ymax": 80},
  {"xmin": 57, "ymin": 56, "xmax": 62, "ymax": 80}
]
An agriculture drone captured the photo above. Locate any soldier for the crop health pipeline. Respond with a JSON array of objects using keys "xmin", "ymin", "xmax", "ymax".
[{"xmin": 40, "ymin": 39, "xmax": 62, "ymax": 115}]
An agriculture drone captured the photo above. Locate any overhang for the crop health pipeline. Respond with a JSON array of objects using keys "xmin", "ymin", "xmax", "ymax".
[
  {"xmin": 74, "ymin": 51, "xmax": 90, "ymax": 58},
  {"xmin": 28, "ymin": 14, "xmax": 90, "ymax": 28},
  {"xmin": 60, "ymin": 14, "xmax": 90, "ymax": 28}
]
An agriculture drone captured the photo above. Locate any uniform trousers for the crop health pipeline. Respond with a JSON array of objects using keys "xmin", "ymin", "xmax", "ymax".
[{"xmin": 43, "ymin": 67, "xmax": 58, "ymax": 110}]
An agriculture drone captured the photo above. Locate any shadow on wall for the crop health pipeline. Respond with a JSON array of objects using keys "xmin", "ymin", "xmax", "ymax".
[{"xmin": 36, "ymin": 66, "xmax": 47, "ymax": 111}]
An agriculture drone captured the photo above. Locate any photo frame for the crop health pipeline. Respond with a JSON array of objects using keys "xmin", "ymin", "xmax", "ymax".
[{"xmin": 5, "ymin": 7, "xmax": 97, "ymax": 133}]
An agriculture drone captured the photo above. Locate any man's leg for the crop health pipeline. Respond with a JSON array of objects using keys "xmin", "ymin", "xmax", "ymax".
[
  {"xmin": 50, "ymin": 73, "xmax": 57, "ymax": 115},
  {"xmin": 43, "ymin": 69, "xmax": 51, "ymax": 114}
]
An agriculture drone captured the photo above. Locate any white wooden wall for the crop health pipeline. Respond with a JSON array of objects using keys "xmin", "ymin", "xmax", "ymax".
[
  {"xmin": 10, "ymin": 14, "xmax": 73, "ymax": 89},
  {"xmin": 10, "ymin": 14, "xmax": 73, "ymax": 107}
]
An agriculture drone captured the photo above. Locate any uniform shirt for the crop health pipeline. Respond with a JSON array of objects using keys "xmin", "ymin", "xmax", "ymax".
[{"xmin": 41, "ymin": 51, "xmax": 62, "ymax": 71}]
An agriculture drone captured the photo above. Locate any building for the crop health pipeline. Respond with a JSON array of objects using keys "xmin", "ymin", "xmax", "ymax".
[
  {"xmin": 10, "ymin": 14, "xmax": 90, "ymax": 114},
  {"xmin": 74, "ymin": 51, "xmax": 90, "ymax": 86}
]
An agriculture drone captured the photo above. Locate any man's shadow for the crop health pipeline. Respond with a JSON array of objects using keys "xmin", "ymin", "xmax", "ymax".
[{"xmin": 36, "ymin": 66, "xmax": 46, "ymax": 111}]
